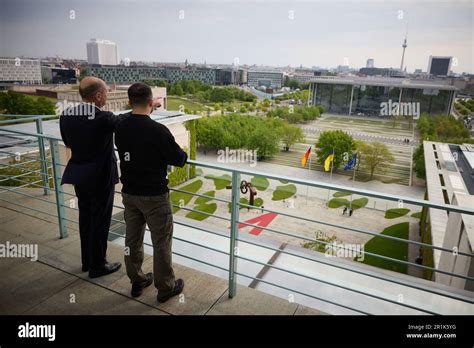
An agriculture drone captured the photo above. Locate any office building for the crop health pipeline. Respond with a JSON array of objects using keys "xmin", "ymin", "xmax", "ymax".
[
  {"xmin": 428, "ymin": 56, "xmax": 452, "ymax": 77},
  {"xmin": 366, "ymin": 58, "xmax": 375, "ymax": 68},
  {"xmin": 423, "ymin": 141, "xmax": 474, "ymax": 290},
  {"xmin": 309, "ymin": 76, "xmax": 457, "ymax": 116},
  {"xmin": 41, "ymin": 67, "xmax": 77, "ymax": 84},
  {"xmin": 0, "ymin": 58, "xmax": 42, "ymax": 85},
  {"xmin": 247, "ymin": 70, "xmax": 283, "ymax": 89},
  {"xmin": 359, "ymin": 67, "xmax": 406, "ymax": 78},
  {"xmin": 86, "ymin": 39, "xmax": 119, "ymax": 66}
]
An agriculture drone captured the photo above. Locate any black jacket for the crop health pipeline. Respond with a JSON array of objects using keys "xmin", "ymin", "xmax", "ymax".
[
  {"xmin": 59, "ymin": 104, "xmax": 129, "ymax": 189},
  {"xmin": 115, "ymin": 113, "xmax": 188, "ymax": 195}
]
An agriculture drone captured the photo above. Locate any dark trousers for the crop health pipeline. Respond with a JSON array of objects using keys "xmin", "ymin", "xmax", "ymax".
[
  {"xmin": 74, "ymin": 184, "xmax": 115, "ymax": 270},
  {"xmin": 122, "ymin": 192, "xmax": 175, "ymax": 292}
]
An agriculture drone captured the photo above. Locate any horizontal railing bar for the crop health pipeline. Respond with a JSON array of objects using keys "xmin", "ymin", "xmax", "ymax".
[
  {"xmin": 187, "ymin": 159, "xmax": 474, "ymax": 215},
  {"xmin": 0, "ymin": 180, "xmax": 47, "ymax": 195},
  {"xmin": 235, "ymin": 236, "xmax": 474, "ymax": 304},
  {"xmin": 234, "ymin": 253, "xmax": 439, "ymax": 315},
  {"xmin": 0, "ymin": 114, "xmax": 56, "ymax": 118},
  {"xmin": 0, "ymin": 197, "xmax": 59, "ymax": 219},
  {"xmin": 108, "ymin": 230, "xmax": 230, "ymax": 273},
  {"xmin": 169, "ymin": 187, "xmax": 231, "ymax": 204},
  {"xmin": 237, "ymin": 201, "xmax": 474, "ymax": 258},
  {"xmin": 234, "ymin": 271, "xmax": 370, "ymax": 315},
  {"xmin": 0, "ymin": 166, "xmax": 52, "ymax": 183},
  {"xmin": 0, "ymin": 176, "xmax": 52, "ymax": 192},
  {"xmin": 0, "ymin": 159, "xmax": 41, "ymax": 168},
  {"xmin": 237, "ymin": 219, "xmax": 474, "ymax": 280},
  {"xmin": 1, "ymin": 125, "xmax": 473, "ymax": 214}
]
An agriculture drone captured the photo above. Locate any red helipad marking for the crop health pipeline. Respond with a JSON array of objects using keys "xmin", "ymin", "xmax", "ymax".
[{"xmin": 238, "ymin": 212, "xmax": 278, "ymax": 235}]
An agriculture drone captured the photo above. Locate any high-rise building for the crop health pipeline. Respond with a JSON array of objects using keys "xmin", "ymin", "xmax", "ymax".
[
  {"xmin": 428, "ymin": 56, "xmax": 452, "ymax": 76},
  {"xmin": 0, "ymin": 58, "xmax": 42, "ymax": 84},
  {"xmin": 366, "ymin": 58, "xmax": 374, "ymax": 68},
  {"xmin": 86, "ymin": 39, "xmax": 119, "ymax": 66}
]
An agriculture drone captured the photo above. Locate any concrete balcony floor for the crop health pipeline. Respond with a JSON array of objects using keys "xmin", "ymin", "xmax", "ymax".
[{"xmin": 0, "ymin": 188, "xmax": 323, "ymax": 316}]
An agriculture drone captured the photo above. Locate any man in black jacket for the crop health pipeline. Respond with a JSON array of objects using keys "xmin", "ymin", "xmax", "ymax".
[
  {"xmin": 60, "ymin": 76, "xmax": 126, "ymax": 278},
  {"xmin": 115, "ymin": 83, "xmax": 187, "ymax": 302}
]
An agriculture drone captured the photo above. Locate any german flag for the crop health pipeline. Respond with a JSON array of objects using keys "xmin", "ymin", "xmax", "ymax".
[{"xmin": 301, "ymin": 146, "xmax": 312, "ymax": 168}]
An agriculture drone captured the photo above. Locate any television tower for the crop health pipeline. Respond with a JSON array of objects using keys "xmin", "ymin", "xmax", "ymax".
[{"xmin": 400, "ymin": 31, "xmax": 408, "ymax": 70}]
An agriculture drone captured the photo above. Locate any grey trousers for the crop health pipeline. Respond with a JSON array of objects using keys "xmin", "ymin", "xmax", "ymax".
[{"xmin": 122, "ymin": 192, "xmax": 175, "ymax": 292}]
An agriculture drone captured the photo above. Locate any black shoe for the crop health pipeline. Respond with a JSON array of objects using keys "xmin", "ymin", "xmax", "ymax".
[
  {"xmin": 82, "ymin": 265, "xmax": 89, "ymax": 272},
  {"xmin": 157, "ymin": 279, "xmax": 184, "ymax": 303},
  {"xmin": 131, "ymin": 273, "xmax": 154, "ymax": 298},
  {"xmin": 89, "ymin": 262, "xmax": 121, "ymax": 279}
]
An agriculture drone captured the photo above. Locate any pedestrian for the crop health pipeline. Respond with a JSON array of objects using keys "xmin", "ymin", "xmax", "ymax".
[
  {"xmin": 349, "ymin": 208, "xmax": 353, "ymax": 217},
  {"xmin": 343, "ymin": 206, "xmax": 347, "ymax": 215}
]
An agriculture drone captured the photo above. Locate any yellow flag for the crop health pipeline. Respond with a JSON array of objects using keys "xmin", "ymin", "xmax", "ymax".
[{"xmin": 324, "ymin": 154, "xmax": 334, "ymax": 172}]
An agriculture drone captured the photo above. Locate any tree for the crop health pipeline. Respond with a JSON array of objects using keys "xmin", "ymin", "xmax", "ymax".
[
  {"xmin": 413, "ymin": 143, "xmax": 426, "ymax": 179},
  {"xmin": 288, "ymin": 79, "xmax": 300, "ymax": 90},
  {"xmin": 0, "ymin": 91, "xmax": 55, "ymax": 115},
  {"xmin": 357, "ymin": 141, "xmax": 395, "ymax": 180},
  {"xmin": 281, "ymin": 123, "xmax": 304, "ymax": 151},
  {"xmin": 169, "ymin": 83, "xmax": 184, "ymax": 96},
  {"xmin": 416, "ymin": 113, "xmax": 430, "ymax": 137},
  {"xmin": 315, "ymin": 130, "xmax": 356, "ymax": 171},
  {"xmin": 247, "ymin": 125, "xmax": 281, "ymax": 159}
]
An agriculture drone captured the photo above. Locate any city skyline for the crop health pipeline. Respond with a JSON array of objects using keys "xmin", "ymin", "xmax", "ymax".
[{"xmin": 0, "ymin": 0, "xmax": 473, "ymax": 73}]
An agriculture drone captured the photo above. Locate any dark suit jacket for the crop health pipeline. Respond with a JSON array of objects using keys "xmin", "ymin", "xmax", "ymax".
[{"xmin": 59, "ymin": 104, "xmax": 129, "ymax": 189}]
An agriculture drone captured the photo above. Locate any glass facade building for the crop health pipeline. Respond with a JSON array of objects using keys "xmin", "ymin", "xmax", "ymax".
[{"xmin": 310, "ymin": 77, "xmax": 456, "ymax": 117}]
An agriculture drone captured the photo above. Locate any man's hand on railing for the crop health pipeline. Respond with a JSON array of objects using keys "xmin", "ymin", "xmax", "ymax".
[{"xmin": 152, "ymin": 97, "xmax": 162, "ymax": 110}]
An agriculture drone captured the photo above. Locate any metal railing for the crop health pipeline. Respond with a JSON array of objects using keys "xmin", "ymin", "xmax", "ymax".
[{"xmin": 1, "ymin": 114, "xmax": 473, "ymax": 315}]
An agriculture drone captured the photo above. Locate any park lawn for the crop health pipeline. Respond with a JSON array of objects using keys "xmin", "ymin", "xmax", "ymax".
[
  {"xmin": 327, "ymin": 197, "xmax": 367, "ymax": 209},
  {"xmin": 228, "ymin": 197, "xmax": 264, "ymax": 212},
  {"xmin": 167, "ymin": 97, "xmax": 207, "ymax": 112},
  {"xmin": 350, "ymin": 197, "xmax": 369, "ymax": 209},
  {"xmin": 328, "ymin": 198, "xmax": 349, "ymax": 208},
  {"xmin": 411, "ymin": 212, "xmax": 422, "ymax": 219},
  {"xmin": 333, "ymin": 191, "xmax": 351, "ymax": 197},
  {"xmin": 385, "ymin": 208, "xmax": 411, "ymax": 219},
  {"xmin": 251, "ymin": 176, "xmax": 270, "ymax": 191},
  {"xmin": 205, "ymin": 174, "xmax": 232, "ymax": 190},
  {"xmin": 272, "ymin": 184, "xmax": 297, "ymax": 200},
  {"xmin": 357, "ymin": 222, "xmax": 409, "ymax": 274},
  {"xmin": 186, "ymin": 202, "xmax": 217, "ymax": 221},
  {"xmin": 194, "ymin": 190, "xmax": 215, "ymax": 205},
  {"xmin": 170, "ymin": 179, "xmax": 203, "ymax": 213}
]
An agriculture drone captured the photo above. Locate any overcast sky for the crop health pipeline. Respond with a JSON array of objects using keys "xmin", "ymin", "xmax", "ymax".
[{"xmin": 1, "ymin": 0, "xmax": 472, "ymax": 73}]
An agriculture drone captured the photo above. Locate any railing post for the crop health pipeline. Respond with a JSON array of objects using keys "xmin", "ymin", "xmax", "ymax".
[
  {"xmin": 35, "ymin": 118, "xmax": 49, "ymax": 195},
  {"xmin": 228, "ymin": 171, "xmax": 240, "ymax": 298},
  {"xmin": 49, "ymin": 139, "xmax": 68, "ymax": 239}
]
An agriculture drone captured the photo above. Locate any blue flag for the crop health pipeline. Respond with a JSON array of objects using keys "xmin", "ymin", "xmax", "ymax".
[{"xmin": 344, "ymin": 153, "xmax": 358, "ymax": 171}]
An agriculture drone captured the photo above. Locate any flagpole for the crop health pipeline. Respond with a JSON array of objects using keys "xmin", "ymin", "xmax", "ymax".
[
  {"xmin": 326, "ymin": 147, "xmax": 335, "ymax": 206},
  {"xmin": 306, "ymin": 150, "xmax": 312, "ymax": 205},
  {"xmin": 349, "ymin": 154, "xmax": 358, "ymax": 210}
]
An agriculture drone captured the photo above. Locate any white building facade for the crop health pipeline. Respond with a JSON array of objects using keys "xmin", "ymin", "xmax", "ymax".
[{"xmin": 86, "ymin": 39, "xmax": 119, "ymax": 66}]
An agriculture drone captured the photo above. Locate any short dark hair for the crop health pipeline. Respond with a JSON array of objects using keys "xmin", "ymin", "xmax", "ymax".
[
  {"xmin": 128, "ymin": 83, "xmax": 152, "ymax": 107},
  {"xmin": 79, "ymin": 80, "xmax": 103, "ymax": 99}
]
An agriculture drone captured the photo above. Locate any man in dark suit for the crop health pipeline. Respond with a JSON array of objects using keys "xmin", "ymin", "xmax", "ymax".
[{"xmin": 59, "ymin": 76, "xmax": 126, "ymax": 278}]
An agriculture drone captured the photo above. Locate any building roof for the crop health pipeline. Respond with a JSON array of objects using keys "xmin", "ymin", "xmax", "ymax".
[
  {"xmin": 423, "ymin": 141, "xmax": 474, "ymax": 268},
  {"xmin": 309, "ymin": 76, "xmax": 458, "ymax": 91}
]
